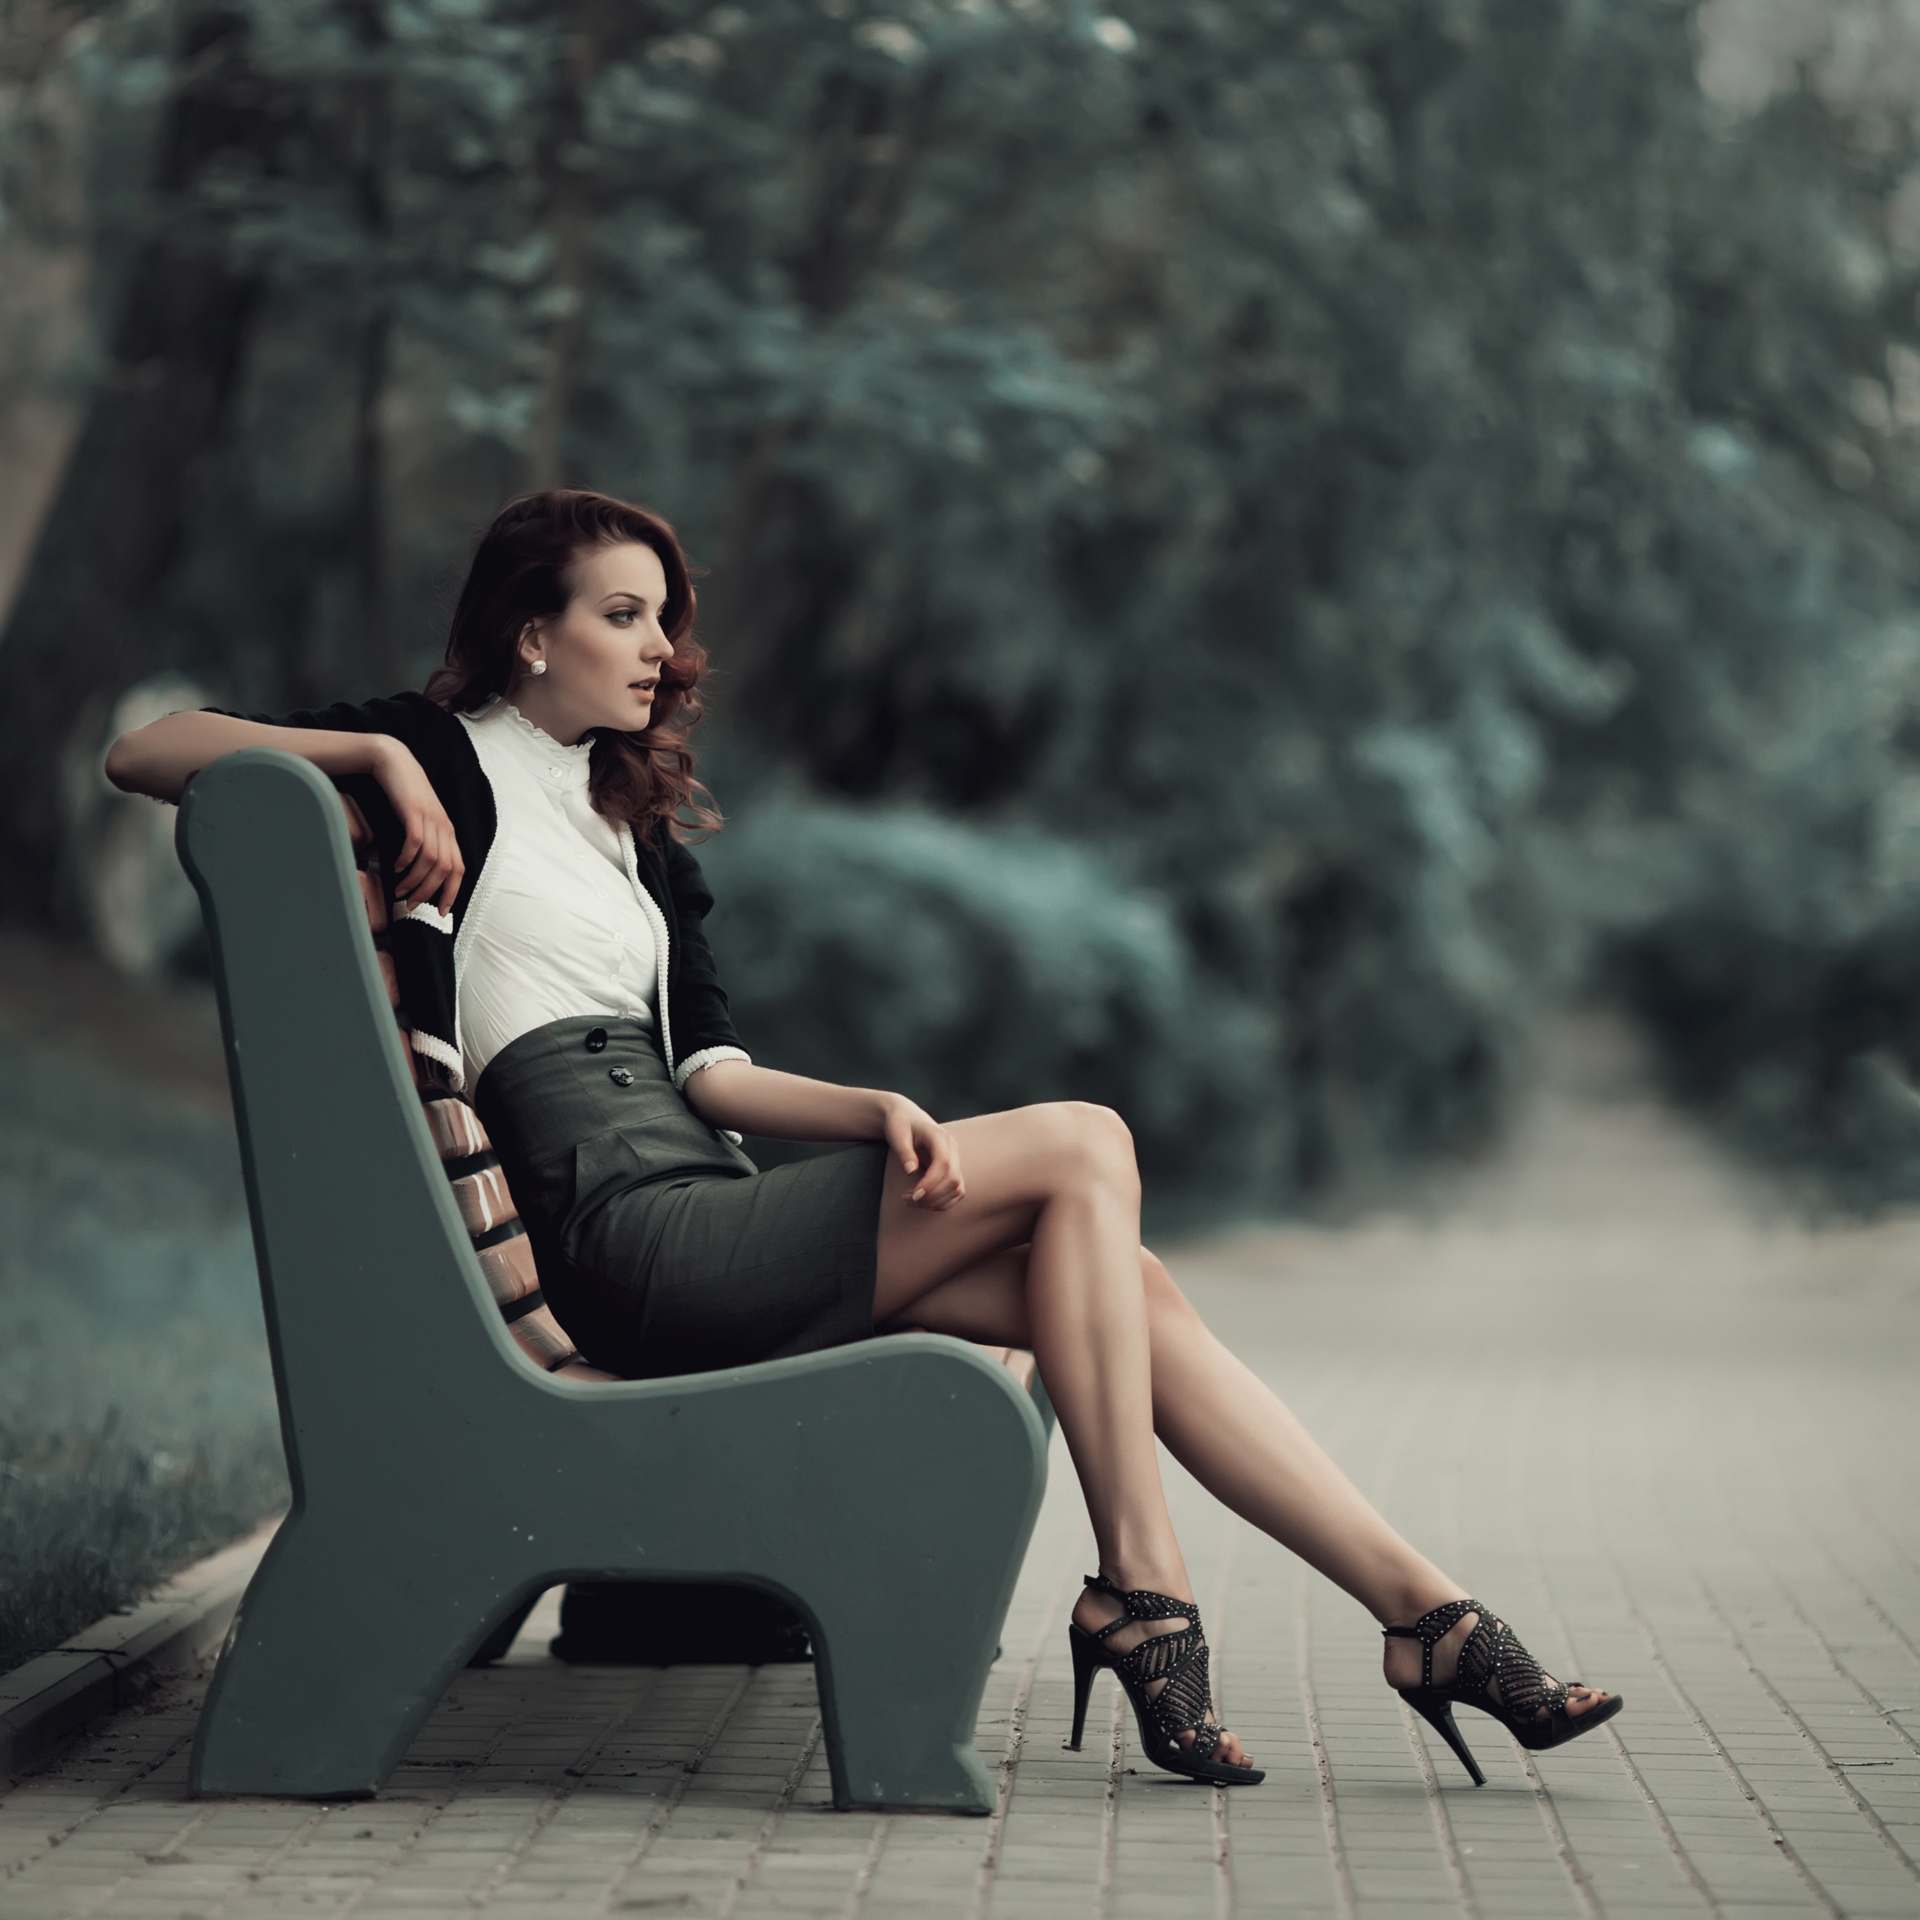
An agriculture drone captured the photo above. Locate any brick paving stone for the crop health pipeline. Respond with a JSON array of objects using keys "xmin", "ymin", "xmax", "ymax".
[{"xmin": 10, "ymin": 1018, "xmax": 1920, "ymax": 1915}]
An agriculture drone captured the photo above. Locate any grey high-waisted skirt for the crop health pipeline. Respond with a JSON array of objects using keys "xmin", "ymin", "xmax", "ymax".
[{"xmin": 474, "ymin": 1016, "xmax": 888, "ymax": 1381}]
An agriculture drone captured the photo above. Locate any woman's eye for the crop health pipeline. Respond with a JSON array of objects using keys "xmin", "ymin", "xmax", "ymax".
[{"xmin": 609, "ymin": 609, "xmax": 634, "ymax": 626}]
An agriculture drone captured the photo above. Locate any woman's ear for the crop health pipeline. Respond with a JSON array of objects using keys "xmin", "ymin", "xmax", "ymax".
[{"xmin": 515, "ymin": 620, "xmax": 546, "ymax": 675}]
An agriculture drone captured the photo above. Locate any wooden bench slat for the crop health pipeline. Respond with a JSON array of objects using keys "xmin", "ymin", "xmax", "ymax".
[
  {"xmin": 476, "ymin": 1235, "xmax": 539, "ymax": 1308},
  {"xmin": 450, "ymin": 1166, "xmax": 517, "ymax": 1237}
]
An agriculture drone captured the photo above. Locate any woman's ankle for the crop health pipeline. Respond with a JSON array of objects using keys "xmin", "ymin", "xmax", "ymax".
[
  {"xmin": 1375, "ymin": 1577, "xmax": 1473, "ymax": 1629},
  {"xmin": 1095, "ymin": 1560, "xmax": 1193, "ymax": 1603}
]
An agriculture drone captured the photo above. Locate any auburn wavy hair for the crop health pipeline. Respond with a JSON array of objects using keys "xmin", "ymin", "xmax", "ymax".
[{"xmin": 425, "ymin": 490, "xmax": 719, "ymax": 845}]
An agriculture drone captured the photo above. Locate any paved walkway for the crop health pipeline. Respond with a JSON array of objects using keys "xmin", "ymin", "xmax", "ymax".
[{"xmin": 5, "ymin": 1018, "xmax": 1920, "ymax": 1918}]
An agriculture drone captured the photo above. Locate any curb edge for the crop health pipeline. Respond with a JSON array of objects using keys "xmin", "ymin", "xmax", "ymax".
[{"xmin": 0, "ymin": 1519, "xmax": 279, "ymax": 1784}]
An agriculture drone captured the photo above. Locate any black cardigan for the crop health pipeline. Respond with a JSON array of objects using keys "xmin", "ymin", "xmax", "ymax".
[{"xmin": 219, "ymin": 692, "xmax": 744, "ymax": 1087}]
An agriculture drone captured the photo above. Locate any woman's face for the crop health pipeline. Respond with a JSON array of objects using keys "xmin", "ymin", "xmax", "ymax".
[{"xmin": 513, "ymin": 540, "xmax": 674, "ymax": 744}]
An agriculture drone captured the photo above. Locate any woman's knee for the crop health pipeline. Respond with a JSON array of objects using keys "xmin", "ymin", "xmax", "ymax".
[{"xmin": 1023, "ymin": 1099, "xmax": 1139, "ymax": 1198}]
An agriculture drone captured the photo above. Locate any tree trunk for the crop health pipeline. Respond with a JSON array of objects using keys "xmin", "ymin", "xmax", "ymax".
[
  {"xmin": 343, "ymin": 0, "xmax": 394, "ymax": 691},
  {"xmin": 704, "ymin": 70, "xmax": 943, "ymax": 759},
  {"xmin": 0, "ymin": 8, "xmax": 276, "ymax": 929},
  {"xmin": 525, "ymin": 0, "xmax": 624, "ymax": 491}
]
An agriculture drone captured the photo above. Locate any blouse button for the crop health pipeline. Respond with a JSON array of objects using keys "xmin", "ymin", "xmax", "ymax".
[
  {"xmin": 609, "ymin": 1067, "xmax": 634, "ymax": 1087},
  {"xmin": 584, "ymin": 1027, "xmax": 608, "ymax": 1054}
]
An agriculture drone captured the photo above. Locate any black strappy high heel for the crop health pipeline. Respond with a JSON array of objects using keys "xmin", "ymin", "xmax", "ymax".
[
  {"xmin": 1065, "ymin": 1574, "xmax": 1266, "ymax": 1786},
  {"xmin": 1385, "ymin": 1597, "xmax": 1623, "ymax": 1786}
]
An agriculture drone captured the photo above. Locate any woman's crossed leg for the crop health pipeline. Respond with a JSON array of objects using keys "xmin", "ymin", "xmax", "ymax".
[{"xmin": 871, "ymin": 1099, "xmax": 1612, "ymax": 1777}]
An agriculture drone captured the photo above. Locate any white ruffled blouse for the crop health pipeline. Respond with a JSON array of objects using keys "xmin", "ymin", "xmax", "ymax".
[{"xmin": 453, "ymin": 699, "xmax": 691, "ymax": 1089}]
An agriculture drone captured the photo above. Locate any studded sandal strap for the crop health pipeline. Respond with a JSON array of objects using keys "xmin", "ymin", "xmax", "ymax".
[
  {"xmin": 1143, "ymin": 1634, "xmax": 1221, "ymax": 1761},
  {"xmin": 1482, "ymin": 1611, "xmax": 1570, "ymax": 1721},
  {"xmin": 1081, "ymin": 1575, "xmax": 1226, "ymax": 1760},
  {"xmin": 1394, "ymin": 1598, "xmax": 1572, "ymax": 1719},
  {"xmin": 1387, "ymin": 1597, "xmax": 1483, "ymax": 1689},
  {"xmin": 1080, "ymin": 1573, "xmax": 1203, "ymax": 1641}
]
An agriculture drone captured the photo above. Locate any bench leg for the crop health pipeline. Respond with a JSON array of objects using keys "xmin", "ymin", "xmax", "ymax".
[
  {"xmin": 802, "ymin": 1578, "xmax": 1004, "ymax": 1814},
  {"xmin": 190, "ymin": 1517, "xmax": 534, "ymax": 1798}
]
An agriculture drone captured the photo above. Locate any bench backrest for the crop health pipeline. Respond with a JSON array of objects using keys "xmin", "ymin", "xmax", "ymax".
[
  {"xmin": 334, "ymin": 790, "xmax": 612, "ymax": 1382},
  {"xmin": 177, "ymin": 750, "xmax": 571, "ymax": 1473}
]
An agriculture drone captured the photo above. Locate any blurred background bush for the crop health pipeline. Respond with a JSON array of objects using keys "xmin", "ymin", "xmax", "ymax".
[{"xmin": 7, "ymin": 0, "xmax": 1920, "ymax": 1653}]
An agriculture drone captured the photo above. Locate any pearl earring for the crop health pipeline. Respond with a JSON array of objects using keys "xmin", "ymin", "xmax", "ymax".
[{"xmin": 529, "ymin": 660, "xmax": 547, "ymax": 676}]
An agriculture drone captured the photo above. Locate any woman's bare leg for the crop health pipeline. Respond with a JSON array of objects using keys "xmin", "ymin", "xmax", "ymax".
[
  {"xmin": 893, "ymin": 1230, "xmax": 1610, "ymax": 1715},
  {"xmin": 875, "ymin": 1104, "xmax": 1172, "ymax": 1588},
  {"xmin": 874, "ymin": 1102, "xmax": 1256, "ymax": 1766},
  {"xmin": 882, "ymin": 1203, "xmax": 1463, "ymax": 1620}
]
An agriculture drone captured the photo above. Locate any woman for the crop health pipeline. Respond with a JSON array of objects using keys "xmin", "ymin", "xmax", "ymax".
[{"xmin": 108, "ymin": 488, "xmax": 1619, "ymax": 1790}]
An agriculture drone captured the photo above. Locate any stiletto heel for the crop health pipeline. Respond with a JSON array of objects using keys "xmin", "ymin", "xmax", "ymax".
[
  {"xmin": 1402, "ymin": 1690, "xmax": 1487, "ymax": 1787},
  {"xmin": 1384, "ymin": 1598, "xmax": 1622, "ymax": 1785},
  {"xmin": 1064, "ymin": 1575, "xmax": 1265, "ymax": 1786},
  {"xmin": 1067, "ymin": 1621, "xmax": 1101, "ymax": 1750}
]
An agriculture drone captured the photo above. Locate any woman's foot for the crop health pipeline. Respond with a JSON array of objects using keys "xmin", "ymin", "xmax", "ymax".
[
  {"xmin": 1380, "ymin": 1604, "xmax": 1611, "ymax": 1722},
  {"xmin": 1378, "ymin": 1596, "xmax": 1621, "ymax": 1784},
  {"xmin": 1072, "ymin": 1577, "xmax": 1256, "ymax": 1770}
]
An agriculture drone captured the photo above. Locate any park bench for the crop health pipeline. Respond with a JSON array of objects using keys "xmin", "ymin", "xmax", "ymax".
[{"xmin": 177, "ymin": 748, "xmax": 1051, "ymax": 1813}]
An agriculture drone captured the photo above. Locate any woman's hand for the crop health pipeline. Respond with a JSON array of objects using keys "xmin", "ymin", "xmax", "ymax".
[
  {"xmin": 880, "ymin": 1094, "xmax": 965, "ymax": 1209},
  {"xmin": 370, "ymin": 738, "xmax": 464, "ymax": 915}
]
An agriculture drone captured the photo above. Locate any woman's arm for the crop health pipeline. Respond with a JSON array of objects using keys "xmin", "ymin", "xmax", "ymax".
[
  {"xmin": 105, "ymin": 711, "xmax": 465, "ymax": 913},
  {"xmin": 682, "ymin": 1060, "xmax": 965, "ymax": 1210}
]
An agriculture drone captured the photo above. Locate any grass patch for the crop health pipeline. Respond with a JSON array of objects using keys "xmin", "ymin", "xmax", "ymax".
[
  {"xmin": 0, "ymin": 1421, "xmax": 283, "ymax": 1663},
  {"xmin": 0, "ymin": 1024, "xmax": 284, "ymax": 1672}
]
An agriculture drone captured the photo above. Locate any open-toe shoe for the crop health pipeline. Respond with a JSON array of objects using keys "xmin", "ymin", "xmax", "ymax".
[
  {"xmin": 1066, "ymin": 1574, "xmax": 1265, "ymax": 1787},
  {"xmin": 1385, "ymin": 1597, "xmax": 1623, "ymax": 1786}
]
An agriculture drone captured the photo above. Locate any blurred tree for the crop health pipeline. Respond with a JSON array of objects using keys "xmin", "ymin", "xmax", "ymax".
[
  {"xmin": 0, "ymin": 6, "xmax": 288, "ymax": 927},
  {"xmin": 0, "ymin": 1, "xmax": 99, "ymax": 615},
  {"xmin": 14, "ymin": 0, "xmax": 1920, "ymax": 1209}
]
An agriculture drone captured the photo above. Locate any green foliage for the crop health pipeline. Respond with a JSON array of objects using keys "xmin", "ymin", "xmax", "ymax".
[
  {"xmin": 698, "ymin": 794, "xmax": 1277, "ymax": 1204},
  {"xmin": 0, "ymin": 1419, "xmax": 283, "ymax": 1675},
  {"xmin": 18, "ymin": 0, "xmax": 1920, "ymax": 1207},
  {"xmin": 0, "ymin": 1039, "xmax": 282, "ymax": 1668}
]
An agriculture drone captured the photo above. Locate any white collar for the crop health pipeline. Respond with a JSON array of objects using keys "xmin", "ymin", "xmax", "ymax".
[{"xmin": 470, "ymin": 697, "xmax": 594, "ymax": 792}]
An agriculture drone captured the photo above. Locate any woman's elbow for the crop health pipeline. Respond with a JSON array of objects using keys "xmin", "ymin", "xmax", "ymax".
[
  {"xmin": 102, "ymin": 731, "xmax": 146, "ymax": 794},
  {"xmin": 103, "ymin": 724, "xmax": 183, "ymax": 800}
]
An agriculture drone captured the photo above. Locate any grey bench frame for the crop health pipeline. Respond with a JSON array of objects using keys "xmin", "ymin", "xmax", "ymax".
[{"xmin": 179, "ymin": 750, "xmax": 1049, "ymax": 1812}]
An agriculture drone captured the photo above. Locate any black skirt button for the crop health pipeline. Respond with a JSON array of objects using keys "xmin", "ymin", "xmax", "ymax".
[
  {"xmin": 584, "ymin": 1027, "xmax": 608, "ymax": 1054},
  {"xmin": 609, "ymin": 1067, "xmax": 634, "ymax": 1087}
]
